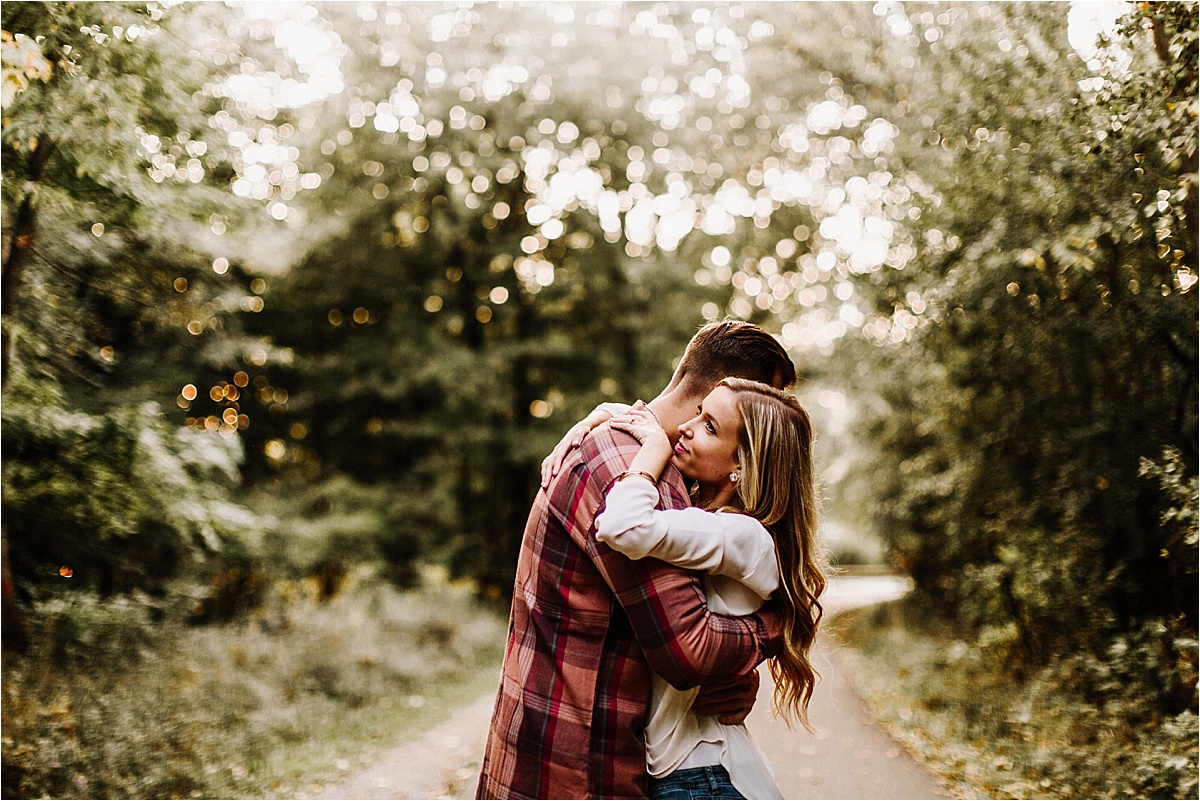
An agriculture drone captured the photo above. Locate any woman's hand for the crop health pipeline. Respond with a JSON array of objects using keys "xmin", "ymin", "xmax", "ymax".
[
  {"xmin": 541, "ymin": 407, "xmax": 618, "ymax": 488},
  {"xmin": 541, "ymin": 421, "xmax": 593, "ymax": 488},
  {"xmin": 609, "ymin": 406, "xmax": 669, "ymax": 451},
  {"xmin": 610, "ymin": 406, "xmax": 673, "ymax": 482}
]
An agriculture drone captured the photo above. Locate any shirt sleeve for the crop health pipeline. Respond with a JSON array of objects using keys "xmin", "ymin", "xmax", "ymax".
[
  {"xmin": 596, "ymin": 478, "xmax": 780, "ymax": 600},
  {"xmin": 562, "ymin": 423, "xmax": 779, "ymax": 691},
  {"xmin": 592, "ymin": 401, "xmax": 631, "ymax": 418}
]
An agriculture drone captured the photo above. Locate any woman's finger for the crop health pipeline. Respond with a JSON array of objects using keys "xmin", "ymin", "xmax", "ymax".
[
  {"xmin": 610, "ymin": 421, "xmax": 641, "ymax": 440},
  {"xmin": 627, "ymin": 409, "xmax": 660, "ymax": 429},
  {"xmin": 550, "ymin": 442, "xmax": 574, "ymax": 475}
]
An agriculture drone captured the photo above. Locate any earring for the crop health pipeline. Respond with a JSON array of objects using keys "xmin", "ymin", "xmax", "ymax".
[{"xmin": 729, "ymin": 472, "xmax": 740, "ymax": 484}]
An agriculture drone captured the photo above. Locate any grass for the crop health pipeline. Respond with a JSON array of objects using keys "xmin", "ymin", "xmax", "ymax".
[
  {"xmin": 264, "ymin": 663, "xmax": 504, "ymax": 799},
  {"xmin": 1, "ymin": 567, "xmax": 506, "ymax": 799},
  {"xmin": 831, "ymin": 598, "xmax": 1199, "ymax": 800}
]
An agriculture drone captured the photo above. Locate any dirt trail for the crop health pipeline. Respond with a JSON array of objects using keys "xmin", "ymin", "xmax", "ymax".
[
  {"xmin": 313, "ymin": 575, "xmax": 947, "ymax": 800},
  {"xmin": 746, "ymin": 575, "xmax": 947, "ymax": 799},
  {"xmin": 304, "ymin": 690, "xmax": 495, "ymax": 800}
]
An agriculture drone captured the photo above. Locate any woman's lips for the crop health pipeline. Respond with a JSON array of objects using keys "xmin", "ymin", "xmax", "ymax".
[{"xmin": 674, "ymin": 441, "xmax": 687, "ymax": 455}]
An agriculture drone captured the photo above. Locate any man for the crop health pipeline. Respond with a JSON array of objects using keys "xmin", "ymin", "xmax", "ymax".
[{"xmin": 477, "ymin": 321, "xmax": 797, "ymax": 800}]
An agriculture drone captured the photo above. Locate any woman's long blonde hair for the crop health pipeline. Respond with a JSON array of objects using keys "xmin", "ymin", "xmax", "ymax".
[{"xmin": 716, "ymin": 377, "xmax": 826, "ymax": 730}]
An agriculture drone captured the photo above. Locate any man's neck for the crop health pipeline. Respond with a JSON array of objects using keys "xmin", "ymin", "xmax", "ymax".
[{"xmin": 646, "ymin": 388, "xmax": 699, "ymax": 445}]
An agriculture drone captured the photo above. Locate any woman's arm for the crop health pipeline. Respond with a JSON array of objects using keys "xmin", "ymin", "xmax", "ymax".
[
  {"xmin": 596, "ymin": 479, "xmax": 779, "ymax": 599},
  {"xmin": 612, "ymin": 406, "xmax": 674, "ymax": 482},
  {"xmin": 573, "ymin": 428, "xmax": 782, "ymax": 691},
  {"xmin": 597, "ymin": 408, "xmax": 779, "ymax": 599}
]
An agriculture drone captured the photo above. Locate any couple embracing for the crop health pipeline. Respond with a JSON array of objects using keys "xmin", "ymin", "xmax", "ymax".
[{"xmin": 478, "ymin": 321, "xmax": 826, "ymax": 800}]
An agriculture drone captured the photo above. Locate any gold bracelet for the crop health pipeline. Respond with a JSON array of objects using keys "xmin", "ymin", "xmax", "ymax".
[{"xmin": 616, "ymin": 469, "xmax": 658, "ymax": 484}]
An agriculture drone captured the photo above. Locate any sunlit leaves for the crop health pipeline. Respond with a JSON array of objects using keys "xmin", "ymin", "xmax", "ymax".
[
  {"xmin": 201, "ymin": 2, "xmax": 913, "ymax": 355},
  {"xmin": 0, "ymin": 30, "xmax": 52, "ymax": 108}
]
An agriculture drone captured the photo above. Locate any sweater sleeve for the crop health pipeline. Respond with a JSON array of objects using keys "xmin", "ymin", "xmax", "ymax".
[
  {"xmin": 596, "ymin": 478, "xmax": 779, "ymax": 600},
  {"xmin": 574, "ymin": 425, "xmax": 781, "ymax": 689},
  {"xmin": 592, "ymin": 401, "xmax": 631, "ymax": 418}
]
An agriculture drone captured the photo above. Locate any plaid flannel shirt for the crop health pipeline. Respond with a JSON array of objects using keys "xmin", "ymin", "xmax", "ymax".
[{"xmin": 476, "ymin": 424, "xmax": 776, "ymax": 800}]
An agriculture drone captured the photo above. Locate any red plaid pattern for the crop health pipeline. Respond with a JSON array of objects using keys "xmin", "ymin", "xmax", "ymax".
[{"xmin": 477, "ymin": 425, "xmax": 775, "ymax": 799}]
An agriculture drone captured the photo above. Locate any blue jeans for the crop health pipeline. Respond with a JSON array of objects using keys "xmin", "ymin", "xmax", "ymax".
[{"xmin": 648, "ymin": 766, "xmax": 745, "ymax": 800}]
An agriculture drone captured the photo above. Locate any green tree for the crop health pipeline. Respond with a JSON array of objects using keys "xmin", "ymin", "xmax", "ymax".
[
  {"xmin": 239, "ymin": 3, "xmax": 747, "ymax": 592},
  {"xmin": 0, "ymin": 3, "xmax": 266, "ymax": 635},
  {"xmin": 819, "ymin": 1, "xmax": 1196, "ymax": 678}
]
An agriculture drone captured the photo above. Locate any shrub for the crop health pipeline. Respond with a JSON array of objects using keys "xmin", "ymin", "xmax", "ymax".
[
  {"xmin": 836, "ymin": 598, "xmax": 1199, "ymax": 800},
  {"xmin": 2, "ymin": 380, "xmax": 259, "ymax": 600},
  {"xmin": 1, "ymin": 568, "xmax": 506, "ymax": 799}
]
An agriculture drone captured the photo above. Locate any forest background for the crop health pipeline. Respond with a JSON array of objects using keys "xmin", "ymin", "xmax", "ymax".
[{"xmin": 1, "ymin": 2, "xmax": 1196, "ymax": 799}]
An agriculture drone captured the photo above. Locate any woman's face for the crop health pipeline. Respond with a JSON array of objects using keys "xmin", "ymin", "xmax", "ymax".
[{"xmin": 671, "ymin": 385, "xmax": 742, "ymax": 485}]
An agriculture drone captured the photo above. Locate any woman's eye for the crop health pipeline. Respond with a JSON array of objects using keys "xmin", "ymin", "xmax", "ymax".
[{"xmin": 705, "ymin": 421, "xmax": 715, "ymax": 434}]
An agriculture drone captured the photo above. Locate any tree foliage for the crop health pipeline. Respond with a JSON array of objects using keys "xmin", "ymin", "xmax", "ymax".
[
  {"xmin": 0, "ymin": 2, "xmax": 263, "ymax": 611},
  {"xmin": 236, "ymin": 2, "xmax": 832, "ymax": 591},
  {"xmin": 822, "ymin": 2, "xmax": 1197, "ymax": 680},
  {"xmin": 2, "ymin": 386, "xmax": 253, "ymax": 597}
]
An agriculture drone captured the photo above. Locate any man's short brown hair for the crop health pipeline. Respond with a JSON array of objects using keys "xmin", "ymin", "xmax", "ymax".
[{"xmin": 666, "ymin": 320, "xmax": 796, "ymax": 399}]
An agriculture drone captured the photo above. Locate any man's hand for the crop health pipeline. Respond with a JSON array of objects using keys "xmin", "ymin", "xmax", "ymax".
[
  {"xmin": 692, "ymin": 669, "xmax": 761, "ymax": 725},
  {"xmin": 756, "ymin": 601, "xmax": 785, "ymax": 660}
]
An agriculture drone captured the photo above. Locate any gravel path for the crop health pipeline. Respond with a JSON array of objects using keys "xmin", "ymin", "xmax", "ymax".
[{"xmin": 313, "ymin": 575, "xmax": 947, "ymax": 800}]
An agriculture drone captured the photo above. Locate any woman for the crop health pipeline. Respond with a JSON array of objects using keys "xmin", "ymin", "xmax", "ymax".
[{"xmin": 593, "ymin": 377, "xmax": 826, "ymax": 800}]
